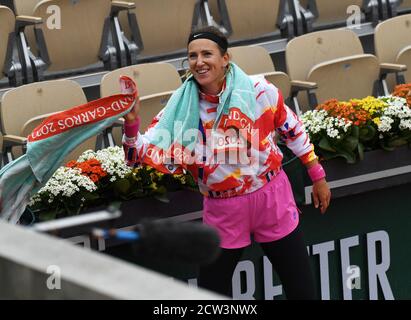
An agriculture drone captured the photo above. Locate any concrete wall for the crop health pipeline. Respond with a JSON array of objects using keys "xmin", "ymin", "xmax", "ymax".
[{"xmin": 0, "ymin": 221, "xmax": 224, "ymax": 300}]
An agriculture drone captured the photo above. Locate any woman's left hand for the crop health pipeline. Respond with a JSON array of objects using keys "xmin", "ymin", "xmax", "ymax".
[{"xmin": 312, "ymin": 179, "xmax": 331, "ymax": 214}]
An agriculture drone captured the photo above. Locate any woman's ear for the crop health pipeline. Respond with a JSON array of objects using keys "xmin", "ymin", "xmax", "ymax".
[{"xmin": 223, "ymin": 52, "xmax": 230, "ymax": 68}]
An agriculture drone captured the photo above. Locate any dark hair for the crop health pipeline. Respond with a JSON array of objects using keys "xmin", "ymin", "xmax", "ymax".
[{"xmin": 187, "ymin": 26, "xmax": 228, "ymax": 55}]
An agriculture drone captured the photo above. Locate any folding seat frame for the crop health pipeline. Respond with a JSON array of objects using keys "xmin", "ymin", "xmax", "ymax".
[
  {"xmin": 101, "ymin": 1, "xmax": 143, "ymax": 69},
  {"xmin": 196, "ymin": 0, "xmax": 228, "ymax": 34},
  {"xmin": 378, "ymin": 0, "xmax": 399, "ymax": 19},
  {"xmin": 1, "ymin": 4, "xmax": 47, "ymax": 86},
  {"xmin": 377, "ymin": 0, "xmax": 411, "ymax": 18}
]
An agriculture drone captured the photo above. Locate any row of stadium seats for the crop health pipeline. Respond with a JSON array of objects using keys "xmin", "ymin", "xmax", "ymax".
[
  {"xmin": 2, "ymin": 10, "xmax": 411, "ymax": 166},
  {"xmin": 207, "ymin": 0, "xmax": 411, "ymax": 41},
  {"xmin": 0, "ymin": 62, "xmax": 182, "ymax": 165},
  {"xmin": 0, "ymin": 0, "xmax": 140, "ymax": 86},
  {"xmin": 2, "ymin": 0, "xmax": 411, "ymax": 88}
]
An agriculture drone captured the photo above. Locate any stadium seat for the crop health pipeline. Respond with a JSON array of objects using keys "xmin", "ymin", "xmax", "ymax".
[
  {"xmin": 374, "ymin": 14, "xmax": 411, "ymax": 90},
  {"xmin": 0, "ymin": 5, "xmax": 15, "ymax": 84},
  {"xmin": 0, "ymin": 4, "xmax": 46, "ymax": 86},
  {"xmin": 286, "ymin": 29, "xmax": 380, "ymax": 111},
  {"xmin": 207, "ymin": 0, "xmax": 294, "ymax": 43},
  {"xmin": 0, "ymin": 79, "xmax": 96, "ymax": 165},
  {"xmin": 298, "ymin": 0, "xmax": 378, "ymax": 32},
  {"xmin": 100, "ymin": 62, "xmax": 182, "ymax": 145},
  {"xmin": 119, "ymin": 0, "xmax": 199, "ymax": 59},
  {"xmin": 32, "ymin": 0, "xmax": 112, "ymax": 73},
  {"xmin": 398, "ymin": 0, "xmax": 411, "ymax": 13},
  {"xmin": 8, "ymin": 0, "xmax": 41, "ymax": 15},
  {"xmin": 228, "ymin": 45, "xmax": 291, "ymax": 98},
  {"xmin": 30, "ymin": 0, "xmax": 138, "ymax": 76}
]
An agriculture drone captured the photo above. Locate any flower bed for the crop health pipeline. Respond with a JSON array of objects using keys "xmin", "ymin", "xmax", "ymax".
[
  {"xmin": 301, "ymin": 84, "xmax": 411, "ymax": 163},
  {"xmin": 28, "ymin": 146, "xmax": 197, "ymax": 221}
]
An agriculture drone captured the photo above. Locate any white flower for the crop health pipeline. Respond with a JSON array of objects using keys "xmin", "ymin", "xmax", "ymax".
[
  {"xmin": 30, "ymin": 167, "xmax": 97, "ymax": 203},
  {"xmin": 400, "ymin": 119, "xmax": 411, "ymax": 131},
  {"xmin": 28, "ymin": 194, "xmax": 41, "ymax": 206},
  {"xmin": 377, "ymin": 116, "xmax": 394, "ymax": 132},
  {"xmin": 77, "ymin": 149, "xmax": 97, "ymax": 162},
  {"xmin": 93, "ymin": 146, "xmax": 131, "ymax": 179},
  {"xmin": 376, "ymin": 97, "xmax": 411, "ymax": 133},
  {"xmin": 301, "ymin": 110, "xmax": 351, "ymax": 139},
  {"xmin": 29, "ymin": 146, "xmax": 133, "ymax": 208}
]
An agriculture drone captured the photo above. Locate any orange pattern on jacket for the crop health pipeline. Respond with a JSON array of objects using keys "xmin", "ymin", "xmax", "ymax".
[{"xmin": 123, "ymin": 75, "xmax": 317, "ymax": 197}]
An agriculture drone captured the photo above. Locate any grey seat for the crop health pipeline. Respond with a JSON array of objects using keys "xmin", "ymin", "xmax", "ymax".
[
  {"xmin": 375, "ymin": 13, "xmax": 411, "ymax": 90},
  {"xmin": 0, "ymin": 79, "xmax": 97, "ymax": 165},
  {"xmin": 100, "ymin": 63, "xmax": 182, "ymax": 145},
  {"xmin": 286, "ymin": 29, "xmax": 380, "ymax": 111},
  {"xmin": 298, "ymin": 0, "xmax": 378, "ymax": 31},
  {"xmin": 229, "ymin": 45, "xmax": 291, "ymax": 98},
  {"xmin": 119, "ymin": 0, "xmax": 199, "ymax": 59},
  {"xmin": 207, "ymin": 0, "xmax": 294, "ymax": 42},
  {"xmin": 0, "ymin": 5, "xmax": 14, "ymax": 83}
]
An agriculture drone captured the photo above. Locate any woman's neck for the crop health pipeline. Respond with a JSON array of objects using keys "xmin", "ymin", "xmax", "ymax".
[{"xmin": 200, "ymin": 79, "xmax": 225, "ymax": 96}]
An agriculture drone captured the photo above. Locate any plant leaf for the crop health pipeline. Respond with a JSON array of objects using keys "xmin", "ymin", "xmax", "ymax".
[
  {"xmin": 387, "ymin": 138, "xmax": 408, "ymax": 148},
  {"xmin": 319, "ymin": 137, "xmax": 336, "ymax": 152},
  {"xmin": 341, "ymin": 135, "xmax": 359, "ymax": 151},
  {"xmin": 359, "ymin": 125, "xmax": 376, "ymax": 142},
  {"xmin": 112, "ymin": 178, "xmax": 131, "ymax": 195},
  {"xmin": 358, "ymin": 142, "xmax": 364, "ymax": 161},
  {"xmin": 39, "ymin": 211, "xmax": 57, "ymax": 221},
  {"xmin": 351, "ymin": 125, "xmax": 360, "ymax": 138}
]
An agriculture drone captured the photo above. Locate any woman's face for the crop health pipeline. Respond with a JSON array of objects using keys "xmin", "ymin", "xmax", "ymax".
[{"xmin": 188, "ymin": 39, "xmax": 229, "ymax": 95}]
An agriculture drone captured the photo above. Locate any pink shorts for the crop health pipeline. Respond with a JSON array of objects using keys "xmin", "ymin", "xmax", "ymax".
[{"xmin": 203, "ymin": 170, "xmax": 300, "ymax": 249}]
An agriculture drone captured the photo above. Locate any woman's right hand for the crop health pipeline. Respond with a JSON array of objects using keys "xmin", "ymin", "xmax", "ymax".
[{"xmin": 123, "ymin": 96, "xmax": 141, "ymax": 123}]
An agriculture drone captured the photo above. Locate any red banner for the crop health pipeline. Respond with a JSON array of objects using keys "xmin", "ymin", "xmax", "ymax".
[{"xmin": 28, "ymin": 77, "xmax": 137, "ymax": 142}]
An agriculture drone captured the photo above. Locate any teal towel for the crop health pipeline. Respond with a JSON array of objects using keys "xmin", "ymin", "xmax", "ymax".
[
  {"xmin": 149, "ymin": 62, "xmax": 257, "ymax": 152},
  {"xmin": 0, "ymin": 76, "xmax": 137, "ymax": 223}
]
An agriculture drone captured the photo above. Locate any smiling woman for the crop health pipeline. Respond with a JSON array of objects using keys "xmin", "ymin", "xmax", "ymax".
[
  {"xmin": 121, "ymin": 26, "xmax": 331, "ymax": 299},
  {"xmin": 187, "ymin": 28, "xmax": 229, "ymax": 95}
]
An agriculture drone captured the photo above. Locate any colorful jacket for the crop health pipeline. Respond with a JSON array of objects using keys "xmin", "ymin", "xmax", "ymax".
[{"xmin": 123, "ymin": 75, "xmax": 317, "ymax": 198}]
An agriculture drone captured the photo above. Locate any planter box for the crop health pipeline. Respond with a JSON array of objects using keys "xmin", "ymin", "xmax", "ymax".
[
  {"xmin": 303, "ymin": 146, "xmax": 411, "ymax": 204},
  {"xmin": 32, "ymin": 146, "xmax": 411, "ymax": 248}
]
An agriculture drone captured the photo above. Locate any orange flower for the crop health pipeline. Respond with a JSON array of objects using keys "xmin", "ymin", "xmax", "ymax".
[
  {"xmin": 66, "ymin": 160, "xmax": 77, "ymax": 168},
  {"xmin": 317, "ymin": 99, "xmax": 370, "ymax": 125},
  {"xmin": 392, "ymin": 84, "xmax": 411, "ymax": 106},
  {"xmin": 65, "ymin": 158, "xmax": 107, "ymax": 183}
]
